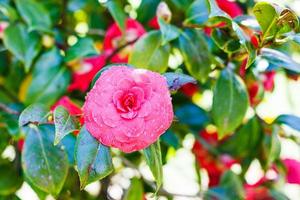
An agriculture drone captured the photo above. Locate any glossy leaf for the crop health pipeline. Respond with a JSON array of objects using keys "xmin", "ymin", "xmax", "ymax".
[
  {"xmin": 15, "ymin": 0, "xmax": 52, "ymax": 32},
  {"xmin": 75, "ymin": 126, "xmax": 113, "ymax": 189},
  {"xmin": 19, "ymin": 103, "xmax": 48, "ymax": 127},
  {"xmin": 53, "ymin": 106, "xmax": 78, "ymax": 145},
  {"xmin": 0, "ymin": 2, "xmax": 18, "ymax": 21},
  {"xmin": 124, "ymin": 178, "xmax": 144, "ymax": 200},
  {"xmin": 179, "ymin": 29, "xmax": 212, "ymax": 82},
  {"xmin": 163, "ymin": 72, "xmax": 196, "ymax": 91},
  {"xmin": 60, "ymin": 134, "xmax": 77, "ymax": 165},
  {"xmin": 3, "ymin": 23, "xmax": 41, "ymax": 72},
  {"xmin": 158, "ymin": 18, "xmax": 181, "ymax": 45},
  {"xmin": 129, "ymin": 30, "xmax": 170, "ymax": 73},
  {"xmin": 143, "ymin": 140, "xmax": 163, "ymax": 191},
  {"xmin": 25, "ymin": 48, "xmax": 71, "ymax": 107},
  {"xmin": 211, "ymin": 28, "xmax": 241, "ymax": 53},
  {"xmin": 219, "ymin": 171, "xmax": 244, "ymax": 199},
  {"xmin": 105, "ymin": 0, "xmax": 126, "ymax": 32},
  {"xmin": 261, "ymin": 48, "xmax": 300, "ymax": 73},
  {"xmin": 0, "ymin": 163, "xmax": 23, "ymax": 195},
  {"xmin": 65, "ymin": 38, "xmax": 98, "ymax": 62},
  {"xmin": 275, "ymin": 114, "xmax": 300, "ymax": 131},
  {"xmin": 219, "ymin": 117, "xmax": 262, "ymax": 158},
  {"xmin": 175, "ymin": 103, "xmax": 210, "ymax": 132},
  {"xmin": 184, "ymin": 0, "xmax": 210, "ymax": 26},
  {"xmin": 22, "ymin": 124, "xmax": 69, "ymax": 195},
  {"xmin": 212, "ymin": 69, "xmax": 249, "ymax": 138},
  {"xmin": 160, "ymin": 130, "xmax": 180, "ymax": 149}
]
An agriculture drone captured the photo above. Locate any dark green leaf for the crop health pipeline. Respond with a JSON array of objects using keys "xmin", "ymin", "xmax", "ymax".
[
  {"xmin": 211, "ymin": 28, "xmax": 241, "ymax": 53},
  {"xmin": 219, "ymin": 171, "xmax": 244, "ymax": 199},
  {"xmin": 65, "ymin": 38, "xmax": 98, "ymax": 62},
  {"xmin": 158, "ymin": 18, "xmax": 181, "ymax": 45},
  {"xmin": 262, "ymin": 125, "xmax": 281, "ymax": 169},
  {"xmin": 163, "ymin": 72, "xmax": 196, "ymax": 91},
  {"xmin": 19, "ymin": 104, "xmax": 48, "ymax": 127},
  {"xmin": 275, "ymin": 114, "xmax": 300, "ymax": 131},
  {"xmin": 3, "ymin": 23, "xmax": 41, "ymax": 72},
  {"xmin": 212, "ymin": 69, "xmax": 249, "ymax": 138},
  {"xmin": 160, "ymin": 130, "xmax": 180, "ymax": 149},
  {"xmin": 105, "ymin": 0, "xmax": 126, "ymax": 32},
  {"xmin": 0, "ymin": 129, "xmax": 10, "ymax": 155},
  {"xmin": 25, "ymin": 48, "xmax": 71, "ymax": 107},
  {"xmin": 75, "ymin": 126, "xmax": 113, "ymax": 189},
  {"xmin": 179, "ymin": 29, "xmax": 212, "ymax": 82},
  {"xmin": 15, "ymin": 0, "xmax": 52, "ymax": 32},
  {"xmin": 136, "ymin": 0, "xmax": 160, "ymax": 23},
  {"xmin": 0, "ymin": 163, "xmax": 23, "ymax": 195},
  {"xmin": 22, "ymin": 124, "xmax": 69, "ymax": 195},
  {"xmin": 261, "ymin": 48, "xmax": 300, "ymax": 73},
  {"xmin": 124, "ymin": 178, "xmax": 144, "ymax": 200},
  {"xmin": 219, "ymin": 117, "xmax": 262, "ymax": 158},
  {"xmin": 129, "ymin": 30, "xmax": 170, "ymax": 73},
  {"xmin": 54, "ymin": 106, "xmax": 78, "ymax": 145},
  {"xmin": 0, "ymin": 112, "xmax": 20, "ymax": 138},
  {"xmin": 270, "ymin": 189, "xmax": 290, "ymax": 200},
  {"xmin": 175, "ymin": 103, "xmax": 209, "ymax": 132},
  {"xmin": 143, "ymin": 140, "xmax": 163, "ymax": 191}
]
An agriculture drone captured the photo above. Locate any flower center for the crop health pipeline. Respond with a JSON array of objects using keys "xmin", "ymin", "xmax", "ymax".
[{"xmin": 121, "ymin": 93, "xmax": 136, "ymax": 111}]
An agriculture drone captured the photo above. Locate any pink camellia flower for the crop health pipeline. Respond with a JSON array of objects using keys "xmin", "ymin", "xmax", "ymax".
[
  {"xmin": 68, "ymin": 54, "xmax": 107, "ymax": 92},
  {"xmin": 103, "ymin": 18, "xmax": 146, "ymax": 63},
  {"xmin": 283, "ymin": 158, "xmax": 300, "ymax": 184},
  {"xmin": 83, "ymin": 66, "xmax": 174, "ymax": 153}
]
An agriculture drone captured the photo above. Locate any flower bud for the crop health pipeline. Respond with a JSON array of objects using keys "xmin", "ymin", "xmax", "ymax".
[{"xmin": 156, "ymin": 2, "xmax": 172, "ymax": 23}]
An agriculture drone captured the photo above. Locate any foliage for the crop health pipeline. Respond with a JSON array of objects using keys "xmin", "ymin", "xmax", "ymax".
[{"xmin": 0, "ymin": 0, "xmax": 300, "ymax": 199}]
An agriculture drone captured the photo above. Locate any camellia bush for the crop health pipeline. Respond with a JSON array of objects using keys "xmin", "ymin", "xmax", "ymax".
[{"xmin": 1, "ymin": 0, "xmax": 300, "ymax": 199}]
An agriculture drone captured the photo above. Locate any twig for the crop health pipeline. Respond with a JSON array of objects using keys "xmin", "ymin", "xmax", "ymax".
[
  {"xmin": 0, "ymin": 102, "xmax": 19, "ymax": 115},
  {"xmin": 106, "ymin": 38, "xmax": 139, "ymax": 62}
]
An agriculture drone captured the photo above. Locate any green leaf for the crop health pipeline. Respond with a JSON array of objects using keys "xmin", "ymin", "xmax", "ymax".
[
  {"xmin": 219, "ymin": 117, "xmax": 262, "ymax": 157},
  {"xmin": 60, "ymin": 134, "xmax": 77, "ymax": 165},
  {"xmin": 158, "ymin": 18, "xmax": 181, "ymax": 45},
  {"xmin": 175, "ymin": 103, "xmax": 210, "ymax": 132},
  {"xmin": 261, "ymin": 48, "xmax": 300, "ymax": 73},
  {"xmin": 15, "ymin": 0, "xmax": 52, "ymax": 32},
  {"xmin": 179, "ymin": 29, "xmax": 212, "ymax": 82},
  {"xmin": 253, "ymin": 2, "xmax": 298, "ymax": 40},
  {"xmin": 253, "ymin": 2, "xmax": 278, "ymax": 39},
  {"xmin": 0, "ymin": 162, "xmax": 23, "ymax": 195},
  {"xmin": 219, "ymin": 171, "xmax": 244, "ymax": 199},
  {"xmin": 19, "ymin": 104, "xmax": 48, "ymax": 127},
  {"xmin": 262, "ymin": 125, "xmax": 281, "ymax": 169},
  {"xmin": 184, "ymin": 0, "xmax": 210, "ymax": 27},
  {"xmin": 143, "ymin": 140, "xmax": 163, "ymax": 192},
  {"xmin": 160, "ymin": 130, "xmax": 180, "ymax": 149},
  {"xmin": 0, "ymin": 112, "xmax": 21, "ymax": 138},
  {"xmin": 65, "ymin": 38, "xmax": 98, "ymax": 62},
  {"xmin": 54, "ymin": 106, "xmax": 78, "ymax": 145},
  {"xmin": 275, "ymin": 114, "xmax": 300, "ymax": 131},
  {"xmin": 270, "ymin": 189, "xmax": 290, "ymax": 200},
  {"xmin": 22, "ymin": 124, "xmax": 69, "ymax": 195},
  {"xmin": 212, "ymin": 69, "xmax": 249, "ymax": 138},
  {"xmin": 163, "ymin": 72, "xmax": 196, "ymax": 91},
  {"xmin": 3, "ymin": 23, "xmax": 41, "ymax": 72},
  {"xmin": 0, "ymin": 129, "xmax": 10, "ymax": 155},
  {"xmin": 105, "ymin": 0, "xmax": 126, "ymax": 32},
  {"xmin": 25, "ymin": 48, "xmax": 71, "ymax": 107},
  {"xmin": 124, "ymin": 178, "xmax": 144, "ymax": 200},
  {"xmin": 211, "ymin": 28, "xmax": 241, "ymax": 53},
  {"xmin": 0, "ymin": 2, "xmax": 18, "ymax": 21},
  {"xmin": 129, "ymin": 30, "xmax": 170, "ymax": 73},
  {"xmin": 75, "ymin": 126, "xmax": 113, "ymax": 189}
]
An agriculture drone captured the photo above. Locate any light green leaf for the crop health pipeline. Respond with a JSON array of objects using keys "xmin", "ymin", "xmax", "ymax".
[
  {"xmin": 75, "ymin": 126, "xmax": 113, "ymax": 189},
  {"xmin": 124, "ymin": 178, "xmax": 144, "ymax": 200},
  {"xmin": 129, "ymin": 30, "xmax": 170, "ymax": 73},
  {"xmin": 22, "ymin": 124, "xmax": 69, "ymax": 195},
  {"xmin": 158, "ymin": 18, "xmax": 181, "ymax": 45},
  {"xmin": 212, "ymin": 69, "xmax": 249, "ymax": 138},
  {"xmin": 143, "ymin": 140, "xmax": 163, "ymax": 192},
  {"xmin": 19, "ymin": 104, "xmax": 48, "ymax": 127}
]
